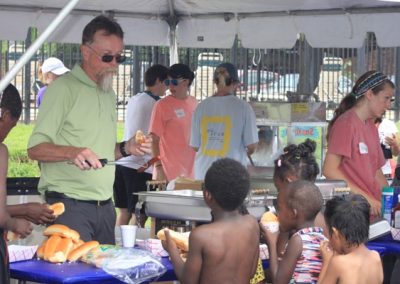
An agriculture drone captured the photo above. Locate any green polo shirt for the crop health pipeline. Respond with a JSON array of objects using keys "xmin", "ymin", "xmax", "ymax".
[{"xmin": 28, "ymin": 65, "xmax": 117, "ymax": 200}]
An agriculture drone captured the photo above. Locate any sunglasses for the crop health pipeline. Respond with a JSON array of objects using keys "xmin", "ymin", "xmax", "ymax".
[
  {"xmin": 86, "ymin": 45, "xmax": 126, "ymax": 64},
  {"xmin": 164, "ymin": 78, "xmax": 186, "ymax": 86}
]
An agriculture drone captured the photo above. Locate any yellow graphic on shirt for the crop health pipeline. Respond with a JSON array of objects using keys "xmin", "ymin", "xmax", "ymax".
[{"xmin": 200, "ymin": 115, "xmax": 232, "ymax": 157}]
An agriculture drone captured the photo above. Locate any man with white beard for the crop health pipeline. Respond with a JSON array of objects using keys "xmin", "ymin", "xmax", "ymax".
[{"xmin": 27, "ymin": 15, "xmax": 151, "ymax": 244}]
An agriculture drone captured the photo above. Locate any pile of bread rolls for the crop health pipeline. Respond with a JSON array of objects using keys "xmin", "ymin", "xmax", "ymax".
[
  {"xmin": 37, "ymin": 224, "xmax": 99, "ymax": 263},
  {"xmin": 35, "ymin": 202, "xmax": 99, "ymax": 263}
]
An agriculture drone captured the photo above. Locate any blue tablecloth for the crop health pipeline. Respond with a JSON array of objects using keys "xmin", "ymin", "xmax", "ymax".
[
  {"xmin": 367, "ymin": 240, "xmax": 400, "ymax": 255},
  {"xmin": 10, "ymin": 257, "xmax": 175, "ymax": 284},
  {"xmin": 10, "ymin": 257, "xmax": 267, "ymax": 284},
  {"xmin": 9, "ymin": 238, "xmax": 397, "ymax": 284},
  {"xmin": 367, "ymin": 233, "xmax": 400, "ymax": 255}
]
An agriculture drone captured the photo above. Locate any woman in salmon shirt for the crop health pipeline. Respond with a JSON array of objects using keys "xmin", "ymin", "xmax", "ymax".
[
  {"xmin": 323, "ymin": 71, "xmax": 395, "ymax": 217},
  {"xmin": 149, "ymin": 64, "xmax": 198, "ymax": 181}
]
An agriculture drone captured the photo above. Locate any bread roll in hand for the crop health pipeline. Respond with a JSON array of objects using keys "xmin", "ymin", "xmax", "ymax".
[
  {"xmin": 49, "ymin": 202, "xmax": 65, "ymax": 217},
  {"xmin": 135, "ymin": 130, "xmax": 146, "ymax": 144},
  {"xmin": 7, "ymin": 231, "xmax": 18, "ymax": 241},
  {"xmin": 261, "ymin": 211, "xmax": 278, "ymax": 223},
  {"xmin": 157, "ymin": 228, "xmax": 189, "ymax": 252},
  {"xmin": 260, "ymin": 211, "xmax": 279, "ymax": 233}
]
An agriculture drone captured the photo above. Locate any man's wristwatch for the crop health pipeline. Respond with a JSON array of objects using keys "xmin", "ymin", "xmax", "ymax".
[{"xmin": 119, "ymin": 141, "xmax": 130, "ymax": 157}]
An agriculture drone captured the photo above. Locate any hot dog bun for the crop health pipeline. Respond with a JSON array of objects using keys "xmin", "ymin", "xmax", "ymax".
[
  {"xmin": 157, "ymin": 228, "xmax": 189, "ymax": 252},
  {"xmin": 260, "ymin": 211, "xmax": 278, "ymax": 224},
  {"xmin": 135, "ymin": 130, "xmax": 146, "ymax": 144},
  {"xmin": 48, "ymin": 251, "xmax": 67, "ymax": 263},
  {"xmin": 43, "ymin": 224, "xmax": 80, "ymax": 242},
  {"xmin": 44, "ymin": 235, "xmax": 62, "ymax": 261},
  {"xmin": 73, "ymin": 239, "xmax": 85, "ymax": 250},
  {"xmin": 49, "ymin": 202, "xmax": 65, "ymax": 217},
  {"xmin": 260, "ymin": 211, "xmax": 279, "ymax": 233},
  {"xmin": 48, "ymin": 237, "xmax": 74, "ymax": 263},
  {"xmin": 36, "ymin": 239, "xmax": 47, "ymax": 259},
  {"xmin": 7, "ymin": 231, "xmax": 18, "ymax": 241},
  {"xmin": 67, "ymin": 241, "xmax": 99, "ymax": 262}
]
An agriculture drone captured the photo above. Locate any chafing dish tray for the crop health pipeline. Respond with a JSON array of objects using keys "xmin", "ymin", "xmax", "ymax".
[
  {"xmin": 136, "ymin": 190, "xmax": 275, "ymax": 222},
  {"xmin": 136, "ymin": 190, "xmax": 211, "ymax": 222}
]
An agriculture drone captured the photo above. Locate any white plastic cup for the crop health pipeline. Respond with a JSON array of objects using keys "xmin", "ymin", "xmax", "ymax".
[{"xmin": 120, "ymin": 225, "xmax": 137, "ymax": 248}]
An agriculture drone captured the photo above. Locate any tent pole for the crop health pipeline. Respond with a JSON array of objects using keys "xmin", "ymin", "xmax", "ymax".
[
  {"xmin": 0, "ymin": 0, "xmax": 80, "ymax": 94},
  {"xmin": 166, "ymin": 0, "xmax": 178, "ymax": 64},
  {"xmin": 169, "ymin": 25, "xmax": 178, "ymax": 64}
]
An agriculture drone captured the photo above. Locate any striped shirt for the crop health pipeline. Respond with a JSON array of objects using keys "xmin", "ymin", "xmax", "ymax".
[{"xmin": 290, "ymin": 227, "xmax": 326, "ymax": 284}]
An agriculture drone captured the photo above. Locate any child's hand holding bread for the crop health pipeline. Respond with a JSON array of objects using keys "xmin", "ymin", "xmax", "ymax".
[
  {"xmin": 260, "ymin": 211, "xmax": 280, "ymax": 246},
  {"xmin": 158, "ymin": 228, "xmax": 189, "ymax": 261},
  {"xmin": 260, "ymin": 211, "xmax": 279, "ymax": 233}
]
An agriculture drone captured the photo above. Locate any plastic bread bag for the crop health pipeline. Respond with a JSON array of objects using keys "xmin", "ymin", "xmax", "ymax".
[{"xmin": 82, "ymin": 245, "xmax": 167, "ymax": 284}]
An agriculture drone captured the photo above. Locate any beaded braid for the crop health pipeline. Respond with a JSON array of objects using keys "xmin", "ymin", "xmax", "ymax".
[{"xmin": 274, "ymin": 139, "xmax": 320, "ymax": 182}]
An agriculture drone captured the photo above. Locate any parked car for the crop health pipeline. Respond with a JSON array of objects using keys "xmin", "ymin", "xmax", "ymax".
[
  {"xmin": 192, "ymin": 52, "xmax": 224, "ymax": 100},
  {"xmin": 238, "ymin": 69, "xmax": 280, "ymax": 97},
  {"xmin": 257, "ymin": 73, "xmax": 299, "ymax": 101},
  {"xmin": 337, "ymin": 75, "xmax": 353, "ymax": 96}
]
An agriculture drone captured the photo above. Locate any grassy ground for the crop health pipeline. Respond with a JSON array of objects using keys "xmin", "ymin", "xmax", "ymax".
[{"xmin": 4, "ymin": 122, "xmax": 125, "ymax": 177}]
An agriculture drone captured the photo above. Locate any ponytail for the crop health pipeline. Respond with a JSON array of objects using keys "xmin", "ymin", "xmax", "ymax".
[{"xmin": 327, "ymin": 70, "xmax": 395, "ymax": 141}]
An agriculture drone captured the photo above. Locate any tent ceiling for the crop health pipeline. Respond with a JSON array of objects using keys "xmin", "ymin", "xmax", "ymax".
[{"xmin": 1, "ymin": 0, "xmax": 400, "ymax": 48}]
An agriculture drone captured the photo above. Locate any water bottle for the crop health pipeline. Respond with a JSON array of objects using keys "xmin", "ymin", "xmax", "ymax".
[{"xmin": 381, "ymin": 186, "xmax": 394, "ymax": 223}]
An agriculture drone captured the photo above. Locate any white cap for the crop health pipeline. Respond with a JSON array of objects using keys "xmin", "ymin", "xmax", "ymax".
[{"xmin": 41, "ymin": 57, "xmax": 70, "ymax": 75}]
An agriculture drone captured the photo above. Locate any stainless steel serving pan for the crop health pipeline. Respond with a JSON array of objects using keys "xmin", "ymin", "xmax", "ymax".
[
  {"xmin": 135, "ymin": 190, "xmax": 275, "ymax": 222},
  {"xmin": 136, "ymin": 190, "xmax": 212, "ymax": 222}
]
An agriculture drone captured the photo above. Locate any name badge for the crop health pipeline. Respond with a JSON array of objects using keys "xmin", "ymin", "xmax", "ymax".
[
  {"xmin": 359, "ymin": 142, "xmax": 368, "ymax": 154},
  {"xmin": 175, "ymin": 108, "xmax": 185, "ymax": 118}
]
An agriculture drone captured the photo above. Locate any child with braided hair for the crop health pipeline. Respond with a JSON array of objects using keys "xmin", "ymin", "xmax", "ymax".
[
  {"xmin": 272, "ymin": 138, "xmax": 327, "ymax": 242},
  {"xmin": 273, "ymin": 138, "xmax": 320, "ymax": 187},
  {"xmin": 260, "ymin": 138, "xmax": 327, "ymax": 269}
]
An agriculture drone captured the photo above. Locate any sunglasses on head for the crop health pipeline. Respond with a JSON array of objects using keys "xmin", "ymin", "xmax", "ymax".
[
  {"xmin": 86, "ymin": 45, "xmax": 126, "ymax": 64},
  {"xmin": 164, "ymin": 78, "xmax": 185, "ymax": 86}
]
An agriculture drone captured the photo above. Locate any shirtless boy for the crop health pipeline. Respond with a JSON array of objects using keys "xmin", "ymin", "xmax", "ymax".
[
  {"xmin": 163, "ymin": 158, "xmax": 260, "ymax": 284},
  {"xmin": 318, "ymin": 194, "xmax": 383, "ymax": 284}
]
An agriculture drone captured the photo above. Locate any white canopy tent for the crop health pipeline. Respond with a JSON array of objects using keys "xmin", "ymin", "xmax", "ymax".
[
  {"xmin": 2, "ymin": 0, "xmax": 400, "ymax": 48},
  {"xmin": 1, "ymin": 0, "xmax": 400, "ymax": 92}
]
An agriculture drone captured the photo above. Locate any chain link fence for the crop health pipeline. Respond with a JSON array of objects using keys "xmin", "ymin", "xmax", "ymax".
[{"xmin": 1, "ymin": 32, "xmax": 399, "ymax": 123}]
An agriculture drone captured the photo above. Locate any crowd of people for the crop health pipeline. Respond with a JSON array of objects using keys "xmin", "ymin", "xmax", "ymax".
[{"xmin": 0, "ymin": 13, "xmax": 399, "ymax": 284}]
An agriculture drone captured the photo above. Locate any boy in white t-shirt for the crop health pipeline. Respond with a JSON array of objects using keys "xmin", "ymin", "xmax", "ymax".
[{"xmin": 114, "ymin": 64, "xmax": 168, "ymax": 226}]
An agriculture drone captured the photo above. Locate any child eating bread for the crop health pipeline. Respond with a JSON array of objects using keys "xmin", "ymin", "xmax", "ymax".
[{"xmin": 162, "ymin": 158, "xmax": 260, "ymax": 283}]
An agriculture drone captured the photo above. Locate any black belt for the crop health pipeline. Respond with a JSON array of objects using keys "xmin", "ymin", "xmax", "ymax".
[{"xmin": 45, "ymin": 191, "xmax": 112, "ymax": 206}]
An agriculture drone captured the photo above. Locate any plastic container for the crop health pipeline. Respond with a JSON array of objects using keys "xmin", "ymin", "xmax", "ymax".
[
  {"xmin": 394, "ymin": 194, "xmax": 400, "ymax": 229},
  {"xmin": 381, "ymin": 186, "xmax": 394, "ymax": 223}
]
